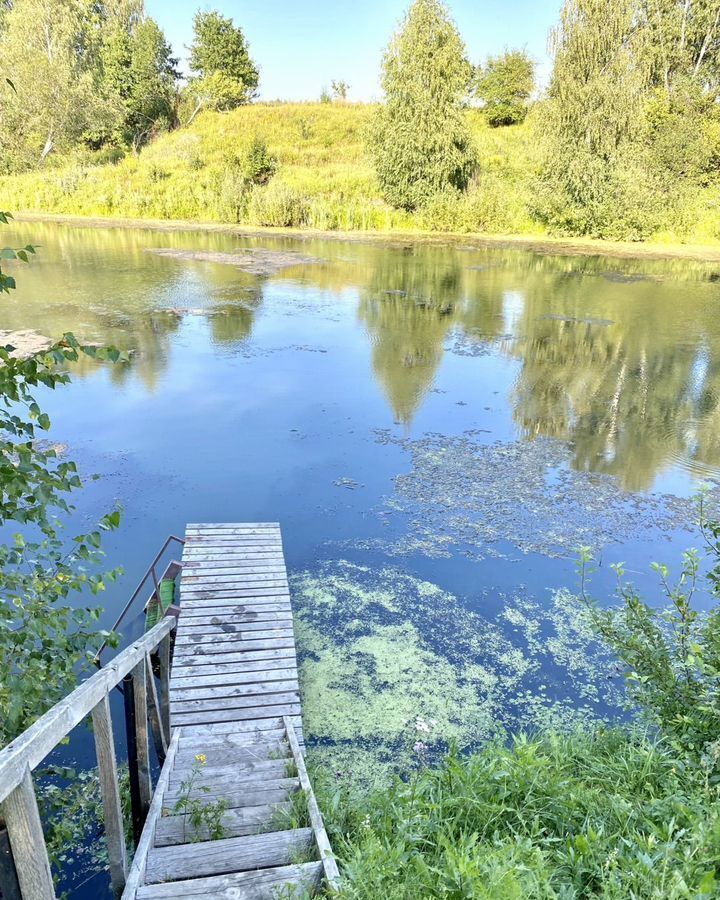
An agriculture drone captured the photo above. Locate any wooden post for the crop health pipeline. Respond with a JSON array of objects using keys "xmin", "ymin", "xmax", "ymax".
[
  {"xmin": 132, "ymin": 658, "xmax": 152, "ymax": 822},
  {"xmin": 91, "ymin": 696, "xmax": 127, "ymax": 899},
  {"xmin": 123, "ymin": 673, "xmax": 143, "ymax": 846},
  {"xmin": 158, "ymin": 632, "xmax": 171, "ymax": 743},
  {"xmin": 1, "ymin": 767, "xmax": 55, "ymax": 900},
  {"xmin": 145, "ymin": 655, "xmax": 167, "ymax": 763}
]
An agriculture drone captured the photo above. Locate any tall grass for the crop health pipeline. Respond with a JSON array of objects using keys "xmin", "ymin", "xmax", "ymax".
[
  {"xmin": 2, "ymin": 102, "xmax": 720, "ymax": 243},
  {"xmin": 314, "ymin": 728, "xmax": 719, "ymax": 898},
  {"xmin": 0, "ymin": 104, "xmax": 534, "ymax": 236}
]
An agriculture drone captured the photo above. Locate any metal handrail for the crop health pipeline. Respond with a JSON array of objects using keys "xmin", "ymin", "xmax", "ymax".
[{"xmin": 95, "ymin": 534, "xmax": 185, "ymax": 662}]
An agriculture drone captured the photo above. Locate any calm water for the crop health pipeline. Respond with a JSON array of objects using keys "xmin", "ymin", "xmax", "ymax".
[{"xmin": 4, "ymin": 221, "xmax": 720, "ymax": 892}]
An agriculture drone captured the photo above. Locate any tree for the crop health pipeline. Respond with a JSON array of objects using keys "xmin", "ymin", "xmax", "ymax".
[
  {"xmin": 187, "ymin": 9, "xmax": 259, "ymax": 117},
  {"xmin": 331, "ymin": 79, "xmax": 349, "ymax": 101},
  {"xmin": 535, "ymin": 0, "xmax": 663, "ymax": 238},
  {"xmin": 369, "ymin": 0, "xmax": 476, "ymax": 211},
  {"xmin": 101, "ymin": 15, "xmax": 179, "ymax": 150},
  {"xmin": 0, "ymin": 0, "xmax": 113, "ymax": 170},
  {"xmin": 475, "ymin": 49, "xmax": 535, "ymax": 126}
]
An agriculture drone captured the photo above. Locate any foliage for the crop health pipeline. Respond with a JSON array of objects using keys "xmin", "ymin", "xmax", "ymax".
[
  {"xmin": 0, "ymin": 0, "xmax": 177, "ymax": 169},
  {"xmin": 317, "ymin": 728, "xmax": 720, "ymax": 898},
  {"xmin": 369, "ymin": 0, "xmax": 477, "ymax": 211},
  {"xmin": 331, "ymin": 80, "xmax": 350, "ymax": 101},
  {"xmin": 0, "ymin": 0, "xmax": 113, "ymax": 171},
  {"xmin": 188, "ymin": 9, "xmax": 258, "ymax": 113},
  {"xmin": 172, "ymin": 755, "xmax": 228, "ymax": 842},
  {"xmin": 475, "ymin": 49, "xmax": 535, "ymax": 127},
  {"xmin": 243, "ymin": 135, "xmax": 278, "ymax": 186},
  {"xmin": 99, "ymin": 14, "xmax": 179, "ymax": 151},
  {"xmin": 577, "ymin": 504, "xmax": 720, "ymax": 773},
  {"xmin": 0, "ymin": 213, "xmax": 125, "ymax": 745},
  {"xmin": 536, "ymin": 0, "xmax": 720, "ymax": 240}
]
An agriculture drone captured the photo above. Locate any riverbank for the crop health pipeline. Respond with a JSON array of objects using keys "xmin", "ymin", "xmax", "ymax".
[
  {"xmin": 316, "ymin": 727, "xmax": 718, "ymax": 898},
  {"xmin": 4, "ymin": 103, "xmax": 720, "ymax": 252},
  {"xmin": 14, "ymin": 211, "xmax": 720, "ymax": 264}
]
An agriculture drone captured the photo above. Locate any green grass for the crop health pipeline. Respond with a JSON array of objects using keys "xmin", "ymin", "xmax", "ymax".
[
  {"xmin": 313, "ymin": 728, "xmax": 720, "ymax": 899},
  {"xmin": 0, "ymin": 103, "xmax": 542, "ymax": 237},
  {"xmin": 3, "ymin": 101, "xmax": 720, "ymax": 244}
]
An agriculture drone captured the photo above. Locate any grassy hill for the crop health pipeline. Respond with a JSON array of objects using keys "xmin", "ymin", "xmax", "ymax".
[
  {"xmin": 0, "ymin": 103, "xmax": 538, "ymax": 235},
  {"xmin": 3, "ymin": 101, "xmax": 720, "ymax": 245}
]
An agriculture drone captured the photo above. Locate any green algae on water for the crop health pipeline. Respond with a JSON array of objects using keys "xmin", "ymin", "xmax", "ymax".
[{"xmin": 293, "ymin": 562, "xmax": 625, "ymax": 786}]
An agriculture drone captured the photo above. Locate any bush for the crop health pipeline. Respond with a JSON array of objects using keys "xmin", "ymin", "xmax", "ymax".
[
  {"xmin": 578, "ymin": 503, "xmax": 720, "ymax": 770},
  {"xmin": 247, "ymin": 182, "xmax": 308, "ymax": 227}
]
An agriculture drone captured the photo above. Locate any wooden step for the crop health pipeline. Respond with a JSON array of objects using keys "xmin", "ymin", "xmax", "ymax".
[
  {"xmin": 154, "ymin": 802, "xmax": 292, "ymax": 846},
  {"xmin": 162, "ymin": 777, "xmax": 300, "ymax": 808},
  {"xmin": 144, "ymin": 828, "xmax": 315, "ymax": 883},
  {"xmin": 136, "ymin": 862, "xmax": 322, "ymax": 899},
  {"xmin": 166, "ymin": 759, "xmax": 292, "ymax": 792}
]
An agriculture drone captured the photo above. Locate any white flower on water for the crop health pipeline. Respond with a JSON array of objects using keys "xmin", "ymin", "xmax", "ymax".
[{"xmin": 415, "ymin": 716, "xmax": 435, "ymax": 734}]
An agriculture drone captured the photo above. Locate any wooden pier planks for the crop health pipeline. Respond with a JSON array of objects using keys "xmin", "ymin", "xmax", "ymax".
[{"xmin": 170, "ymin": 523, "xmax": 303, "ymax": 738}]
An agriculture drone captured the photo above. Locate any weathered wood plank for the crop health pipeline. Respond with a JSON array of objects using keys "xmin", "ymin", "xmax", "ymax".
[
  {"xmin": 167, "ymin": 759, "xmax": 289, "ymax": 792},
  {"xmin": 171, "ymin": 691, "xmax": 300, "ymax": 716},
  {"xmin": 154, "ymin": 802, "xmax": 291, "ymax": 846},
  {"xmin": 92, "ymin": 695, "xmax": 128, "ymax": 898},
  {"xmin": 285, "ymin": 717, "xmax": 341, "ymax": 891},
  {"xmin": 1, "ymin": 767, "xmax": 55, "ymax": 900},
  {"xmin": 173, "ymin": 741, "xmax": 289, "ymax": 770},
  {"xmin": 179, "ymin": 587, "xmax": 289, "ymax": 599},
  {"xmin": 181, "ymin": 566, "xmax": 287, "ymax": 581},
  {"xmin": 175, "ymin": 627, "xmax": 295, "ymax": 644},
  {"xmin": 135, "ymin": 862, "xmax": 322, "ymax": 899},
  {"xmin": 173, "ymin": 633, "xmax": 295, "ymax": 649},
  {"xmin": 171, "ymin": 651, "xmax": 297, "ymax": 674},
  {"xmin": 171, "ymin": 703, "xmax": 302, "ymax": 726},
  {"xmin": 175, "ymin": 619, "xmax": 293, "ymax": 634},
  {"xmin": 181, "ymin": 556, "xmax": 285, "ymax": 569},
  {"xmin": 162, "ymin": 779, "xmax": 300, "ymax": 810},
  {"xmin": 179, "ymin": 600, "xmax": 292, "ymax": 613},
  {"xmin": 158, "ymin": 632, "xmax": 171, "ymax": 745},
  {"xmin": 146, "ymin": 655, "xmax": 168, "ymax": 762},
  {"xmin": 144, "ymin": 828, "xmax": 314, "ymax": 884},
  {"xmin": 175, "ymin": 729, "xmax": 287, "ymax": 752},
  {"xmin": 131, "ymin": 659, "xmax": 153, "ymax": 820},
  {"xmin": 177, "ymin": 609, "xmax": 292, "ymax": 623},
  {"xmin": 170, "ymin": 679, "xmax": 299, "ymax": 702}
]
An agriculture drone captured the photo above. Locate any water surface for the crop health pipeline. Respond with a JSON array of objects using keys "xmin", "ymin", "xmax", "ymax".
[{"xmin": 3, "ymin": 221, "xmax": 720, "ymax": 889}]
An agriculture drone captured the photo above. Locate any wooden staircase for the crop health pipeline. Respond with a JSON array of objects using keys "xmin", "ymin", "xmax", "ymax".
[{"xmin": 123, "ymin": 718, "xmax": 333, "ymax": 899}]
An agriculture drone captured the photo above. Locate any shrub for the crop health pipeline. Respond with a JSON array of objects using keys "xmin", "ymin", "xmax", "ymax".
[{"xmin": 247, "ymin": 182, "xmax": 308, "ymax": 227}]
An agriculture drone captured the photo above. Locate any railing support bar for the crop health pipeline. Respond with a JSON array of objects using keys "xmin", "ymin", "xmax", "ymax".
[
  {"xmin": 158, "ymin": 632, "xmax": 171, "ymax": 741},
  {"xmin": 91, "ymin": 695, "xmax": 128, "ymax": 898},
  {"xmin": 123, "ymin": 674, "xmax": 143, "ymax": 847},
  {"xmin": 145, "ymin": 655, "xmax": 167, "ymax": 764}
]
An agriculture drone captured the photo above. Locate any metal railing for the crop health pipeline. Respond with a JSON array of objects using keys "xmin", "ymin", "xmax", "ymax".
[
  {"xmin": 95, "ymin": 535, "xmax": 185, "ymax": 662},
  {"xmin": 0, "ymin": 617, "xmax": 176, "ymax": 900}
]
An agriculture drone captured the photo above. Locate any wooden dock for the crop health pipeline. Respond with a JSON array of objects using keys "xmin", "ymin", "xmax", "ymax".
[{"xmin": 122, "ymin": 523, "xmax": 338, "ymax": 899}]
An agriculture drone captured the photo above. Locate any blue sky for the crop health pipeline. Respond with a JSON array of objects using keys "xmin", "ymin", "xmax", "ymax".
[{"xmin": 146, "ymin": 0, "xmax": 563, "ymax": 101}]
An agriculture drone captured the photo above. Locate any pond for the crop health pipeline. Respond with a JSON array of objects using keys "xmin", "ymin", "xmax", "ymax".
[{"xmin": 3, "ymin": 220, "xmax": 720, "ymax": 888}]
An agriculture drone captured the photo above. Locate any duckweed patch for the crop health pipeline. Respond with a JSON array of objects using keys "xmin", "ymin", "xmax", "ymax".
[
  {"xmin": 371, "ymin": 431, "xmax": 709, "ymax": 559},
  {"xmin": 294, "ymin": 562, "xmax": 625, "ymax": 784}
]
